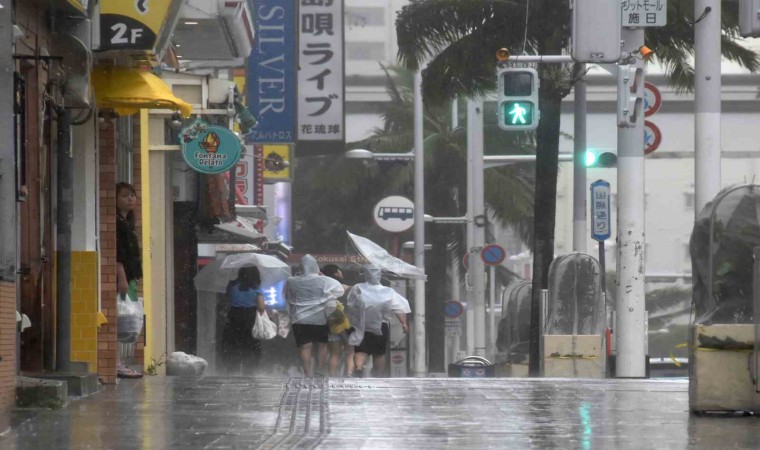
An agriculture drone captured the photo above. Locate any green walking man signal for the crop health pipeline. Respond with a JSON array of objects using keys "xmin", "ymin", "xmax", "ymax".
[{"xmin": 497, "ymin": 68, "xmax": 539, "ymax": 131}]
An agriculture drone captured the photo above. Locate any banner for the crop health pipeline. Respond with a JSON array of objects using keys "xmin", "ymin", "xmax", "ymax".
[{"xmin": 247, "ymin": 0, "xmax": 297, "ymax": 144}]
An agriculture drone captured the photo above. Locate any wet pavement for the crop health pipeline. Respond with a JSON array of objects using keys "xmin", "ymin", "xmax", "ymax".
[{"xmin": 1, "ymin": 376, "xmax": 759, "ymax": 449}]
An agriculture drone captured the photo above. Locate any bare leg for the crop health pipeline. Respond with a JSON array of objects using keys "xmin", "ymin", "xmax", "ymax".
[
  {"xmin": 316, "ymin": 342, "xmax": 329, "ymax": 375},
  {"xmin": 299, "ymin": 343, "xmax": 313, "ymax": 377},
  {"xmin": 345, "ymin": 344, "xmax": 355, "ymax": 376},
  {"xmin": 373, "ymin": 354, "xmax": 387, "ymax": 377},
  {"xmin": 328, "ymin": 341, "xmax": 342, "ymax": 377},
  {"xmin": 353, "ymin": 351, "xmax": 367, "ymax": 376}
]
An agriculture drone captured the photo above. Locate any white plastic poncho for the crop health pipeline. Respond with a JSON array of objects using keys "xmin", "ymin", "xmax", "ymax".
[
  {"xmin": 346, "ymin": 265, "xmax": 411, "ymax": 346},
  {"xmin": 285, "ymin": 255, "xmax": 344, "ymax": 324}
]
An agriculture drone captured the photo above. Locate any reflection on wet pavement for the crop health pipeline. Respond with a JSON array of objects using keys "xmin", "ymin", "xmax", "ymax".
[{"xmin": 1, "ymin": 377, "xmax": 759, "ymax": 449}]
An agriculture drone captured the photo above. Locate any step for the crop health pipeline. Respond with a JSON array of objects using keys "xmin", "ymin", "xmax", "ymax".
[
  {"xmin": 31, "ymin": 371, "xmax": 100, "ymax": 397},
  {"xmin": 16, "ymin": 376, "xmax": 68, "ymax": 409}
]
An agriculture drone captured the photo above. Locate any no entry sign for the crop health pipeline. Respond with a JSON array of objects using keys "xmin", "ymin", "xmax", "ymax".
[{"xmin": 481, "ymin": 244, "xmax": 506, "ymax": 266}]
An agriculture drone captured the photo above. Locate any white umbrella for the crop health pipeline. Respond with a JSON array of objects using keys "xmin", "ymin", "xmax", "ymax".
[
  {"xmin": 194, "ymin": 253, "xmax": 291, "ymax": 294},
  {"xmin": 347, "ymin": 231, "xmax": 427, "ymax": 280}
]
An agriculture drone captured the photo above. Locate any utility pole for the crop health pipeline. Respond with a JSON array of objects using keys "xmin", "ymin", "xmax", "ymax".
[
  {"xmin": 0, "ymin": 0, "xmax": 16, "ymax": 283},
  {"xmin": 616, "ymin": 27, "xmax": 647, "ymax": 378},
  {"xmin": 694, "ymin": 0, "xmax": 721, "ymax": 213},
  {"xmin": 412, "ymin": 69, "xmax": 427, "ymax": 377},
  {"xmin": 573, "ymin": 65, "xmax": 587, "ymax": 253},
  {"xmin": 467, "ymin": 99, "xmax": 487, "ymax": 357}
]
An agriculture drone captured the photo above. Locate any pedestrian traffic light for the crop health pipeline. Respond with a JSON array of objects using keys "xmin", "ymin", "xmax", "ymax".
[
  {"xmin": 497, "ymin": 68, "xmax": 539, "ymax": 131},
  {"xmin": 617, "ymin": 65, "xmax": 644, "ymax": 128},
  {"xmin": 585, "ymin": 150, "xmax": 617, "ymax": 168},
  {"xmin": 740, "ymin": 0, "xmax": 760, "ymax": 37}
]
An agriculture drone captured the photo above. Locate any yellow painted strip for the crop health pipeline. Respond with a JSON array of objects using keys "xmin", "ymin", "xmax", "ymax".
[{"xmin": 140, "ymin": 108, "xmax": 153, "ymax": 370}]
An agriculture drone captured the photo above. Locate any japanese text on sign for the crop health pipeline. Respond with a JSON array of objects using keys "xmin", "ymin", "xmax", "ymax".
[
  {"xmin": 622, "ymin": 0, "xmax": 667, "ymax": 27},
  {"xmin": 298, "ymin": 0, "xmax": 344, "ymax": 142},
  {"xmin": 591, "ymin": 180, "xmax": 611, "ymax": 241}
]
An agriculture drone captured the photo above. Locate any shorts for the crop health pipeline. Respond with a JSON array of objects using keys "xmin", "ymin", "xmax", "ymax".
[
  {"xmin": 354, "ymin": 323, "xmax": 389, "ymax": 356},
  {"xmin": 292, "ymin": 323, "xmax": 329, "ymax": 347}
]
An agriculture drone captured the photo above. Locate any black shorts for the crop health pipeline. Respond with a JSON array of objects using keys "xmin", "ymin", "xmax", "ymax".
[
  {"xmin": 292, "ymin": 323, "xmax": 329, "ymax": 347},
  {"xmin": 355, "ymin": 323, "xmax": 389, "ymax": 356}
]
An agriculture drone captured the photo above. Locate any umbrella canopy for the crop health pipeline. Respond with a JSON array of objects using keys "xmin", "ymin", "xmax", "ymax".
[
  {"xmin": 346, "ymin": 231, "xmax": 427, "ymax": 280},
  {"xmin": 194, "ymin": 253, "xmax": 291, "ymax": 294}
]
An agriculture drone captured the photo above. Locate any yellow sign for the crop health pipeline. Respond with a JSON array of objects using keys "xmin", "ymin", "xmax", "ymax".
[
  {"xmin": 99, "ymin": 0, "xmax": 173, "ymax": 51},
  {"xmin": 262, "ymin": 144, "xmax": 292, "ymax": 182}
]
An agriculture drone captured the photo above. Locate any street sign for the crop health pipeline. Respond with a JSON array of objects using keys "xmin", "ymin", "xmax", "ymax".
[
  {"xmin": 481, "ymin": 244, "xmax": 506, "ymax": 266},
  {"xmin": 644, "ymin": 82, "xmax": 662, "ymax": 117},
  {"xmin": 644, "ymin": 120, "xmax": 662, "ymax": 155},
  {"xmin": 373, "ymin": 196, "xmax": 414, "ymax": 233},
  {"xmin": 622, "ymin": 0, "xmax": 667, "ymax": 27},
  {"xmin": 445, "ymin": 318, "xmax": 462, "ymax": 337},
  {"xmin": 462, "ymin": 253, "xmax": 469, "ymax": 270},
  {"xmin": 590, "ymin": 180, "xmax": 611, "ymax": 241},
  {"xmin": 444, "ymin": 301, "xmax": 465, "ymax": 319},
  {"xmin": 179, "ymin": 120, "xmax": 242, "ymax": 174}
]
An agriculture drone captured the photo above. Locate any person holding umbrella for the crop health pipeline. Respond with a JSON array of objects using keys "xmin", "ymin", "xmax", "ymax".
[
  {"xmin": 221, "ymin": 266, "xmax": 267, "ymax": 375},
  {"xmin": 285, "ymin": 255, "xmax": 344, "ymax": 377}
]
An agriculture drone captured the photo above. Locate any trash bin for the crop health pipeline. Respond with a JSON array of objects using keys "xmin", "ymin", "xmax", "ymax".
[{"xmin": 448, "ymin": 356, "xmax": 496, "ymax": 378}]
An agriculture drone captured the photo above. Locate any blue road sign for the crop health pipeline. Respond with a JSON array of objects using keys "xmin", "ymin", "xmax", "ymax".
[
  {"xmin": 481, "ymin": 244, "xmax": 506, "ymax": 266},
  {"xmin": 590, "ymin": 179, "xmax": 611, "ymax": 241},
  {"xmin": 444, "ymin": 301, "xmax": 464, "ymax": 319}
]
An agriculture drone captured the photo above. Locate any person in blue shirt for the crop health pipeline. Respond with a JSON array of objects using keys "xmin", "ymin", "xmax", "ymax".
[{"xmin": 221, "ymin": 266, "xmax": 266, "ymax": 375}]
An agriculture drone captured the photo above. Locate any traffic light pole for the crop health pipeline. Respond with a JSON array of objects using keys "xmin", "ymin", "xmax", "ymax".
[
  {"xmin": 573, "ymin": 66, "xmax": 587, "ymax": 253},
  {"xmin": 412, "ymin": 69, "xmax": 427, "ymax": 377},
  {"xmin": 467, "ymin": 99, "xmax": 487, "ymax": 358},
  {"xmin": 616, "ymin": 28, "xmax": 647, "ymax": 378},
  {"xmin": 694, "ymin": 0, "xmax": 721, "ymax": 214}
]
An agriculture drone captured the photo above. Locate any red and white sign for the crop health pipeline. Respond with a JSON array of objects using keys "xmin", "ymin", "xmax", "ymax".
[
  {"xmin": 644, "ymin": 120, "xmax": 662, "ymax": 155},
  {"xmin": 644, "ymin": 82, "xmax": 662, "ymax": 117},
  {"xmin": 481, "ymin": 244, "xmax": 507, "ymax": 266}
]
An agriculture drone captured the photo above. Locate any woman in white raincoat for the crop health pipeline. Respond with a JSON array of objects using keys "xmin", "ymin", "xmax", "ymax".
[
  {"xmin": 346, "ymin": 265, "xmax": 410, "ymax": 377},
  {"xmin": 285, "ymin": 254, "xmax": 344, "ymax": 376}
]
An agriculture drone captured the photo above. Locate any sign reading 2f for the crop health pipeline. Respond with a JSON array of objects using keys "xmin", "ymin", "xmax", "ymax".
[{"xmin": 99, "ymin": 0, "xmax": 172, "ymax": 51}]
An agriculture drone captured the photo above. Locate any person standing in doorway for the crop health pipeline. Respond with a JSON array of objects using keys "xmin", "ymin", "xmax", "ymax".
[
  {"xmin": 221, "ymin": 266, "xmax": 267, "ymax": 375},
  {"xmin": 285, "ymin": 255, "xmax": 344, "ymax": 377},
  {"xmin": 116, "ymin": 182, "xmax": 143, "ymax": 379}
]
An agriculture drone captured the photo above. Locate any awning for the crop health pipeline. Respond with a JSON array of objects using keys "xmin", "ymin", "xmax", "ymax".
[{"xmin": 92, "ymin": 65, "xmax": 192, "ymax": 117}]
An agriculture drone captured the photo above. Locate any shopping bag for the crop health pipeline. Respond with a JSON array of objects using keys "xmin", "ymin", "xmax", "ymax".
[
  {"xmin": 252, "ymin": 310, "xmax": 277, "ymax": 340},
  {"xmin": 328, "ymin": 302, "xmax": 351, "ymax": 335},
  {"xmin": 117, "ymin": 293, "xmax": 144, "ymax": 343}
]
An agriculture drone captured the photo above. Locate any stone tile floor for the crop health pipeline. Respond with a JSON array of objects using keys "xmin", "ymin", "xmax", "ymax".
[{"xmin": 1, "ymin": 377, "xmax": 758, "ymax": 449}]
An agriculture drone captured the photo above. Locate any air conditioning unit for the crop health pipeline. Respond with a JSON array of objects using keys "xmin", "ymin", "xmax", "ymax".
[{"xmin": 221, "ymin": 1, "xmax": 253, "ymax": 58}]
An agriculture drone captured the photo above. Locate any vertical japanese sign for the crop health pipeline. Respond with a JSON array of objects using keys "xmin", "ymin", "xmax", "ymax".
[
  {"xmin": 590, "ymin": 180, "xmax": 611, "ymax": 241},
  {"xmin": 235, "ymin": 149, "xmax": 255, "ymax": 205},
  {"xmin": 297, "ymin": 0, "xmax": 345, "ymax": 153},
  {"xmin": 247, "ymin": 0, "xmax": 297, "ymax": 144},
  {"xmin": 621, "ymin": 0, "xmax": 667, "ymax": 27}
]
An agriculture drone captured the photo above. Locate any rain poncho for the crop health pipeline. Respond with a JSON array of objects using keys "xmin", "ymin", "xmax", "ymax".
[
  {"xmin": 285, "ymin": 255, "xmax": 344, "ymax": 325},
  {"xmin": 346, "ymin": 265, "xmax": 411, "ymax": 346}
]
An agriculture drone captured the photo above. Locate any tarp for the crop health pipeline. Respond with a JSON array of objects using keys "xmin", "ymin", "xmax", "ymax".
[
  {"xmin": 346, "ymin": 231, "xmax": 426, "ymax": 280},
  {"xmin": 92, "ymin": 65, "xmax": 193, "ymax": 117},
  {"xmin": 546, "ymin": 253, "xmax": 605, "ymax": 335}
]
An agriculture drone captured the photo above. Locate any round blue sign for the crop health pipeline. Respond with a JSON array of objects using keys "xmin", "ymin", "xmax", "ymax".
[
  {"xmin": 444, "ymin": 301, "xmax": 464, "ymax": 319},
  {"xmin": 179, "ymin": 120, "xmax": 242, "ymax": 174},
  {"xmin": 481, "ymin": 244, "xmax": 506, "ymax": 266}
]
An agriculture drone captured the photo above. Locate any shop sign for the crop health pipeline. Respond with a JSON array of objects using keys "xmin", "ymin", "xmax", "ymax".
[
  {"xmin": 99, "ymin": 0, "xmax": 173, "ymax": 51},
  {"xmin": 180, "ymin": 120, "xmax": 242, "ymax": 175}
]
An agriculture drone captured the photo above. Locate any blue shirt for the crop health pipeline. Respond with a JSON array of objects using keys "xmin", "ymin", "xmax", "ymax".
[{"xmin": 228, "ymin": 282, "xmax": 262, "ymax": 308}]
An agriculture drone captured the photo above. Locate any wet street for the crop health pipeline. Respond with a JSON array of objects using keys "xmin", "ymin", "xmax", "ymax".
[{"xmin": 0, "ymin": 376, "xmax": 758, "ymax": 449}]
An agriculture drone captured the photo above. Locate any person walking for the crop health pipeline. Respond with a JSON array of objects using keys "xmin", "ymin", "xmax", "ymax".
[
  {"xmin": 221, "ymin": 266, "xmax": 267, "ymax": 375},
  {"xmin": 346, "ymin": 265, "xmax": 410, "ymax": 378},
  {"xmin": 285, "ymin": 255, "xmax": 344, "ymax": 377},
  {"xmin": 322, "ymin": 264, "xmax": 354, "ymax": 377},
  {"xmin": 116, "ymin": 182, "xmax": 143, "ymax": 379}
]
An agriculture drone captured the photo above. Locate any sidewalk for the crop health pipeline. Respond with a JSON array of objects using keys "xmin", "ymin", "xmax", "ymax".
[{"xmin": 0, "ymin": 376, "xmax": 758, "ymax": 449}]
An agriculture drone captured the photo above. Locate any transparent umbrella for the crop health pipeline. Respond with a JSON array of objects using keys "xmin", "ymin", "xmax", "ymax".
[
  {"xmin": 194, "ymin": 253, "xmax": 291, "ymax": 294},
  {"xmin": 347, "ymin": 231, "xmax": 427, "ymax": 280}
]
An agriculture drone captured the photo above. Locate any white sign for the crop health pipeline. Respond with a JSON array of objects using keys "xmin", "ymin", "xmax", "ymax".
[
  {"xmin": 298, "ymin": 0, "xmax": 344, "ymax": 142},
  {"xmin": 373, "ymin": 196, "xmax": 414, "ymax": 233},
  {"xmin": 445, "ymin": 318, "xmax": 462, "ymax": 337},
  {"xmin": 590, "ymin": 180, "xmax": 611, "ymax": 241},
  {"xmin": 622, "ymin": 0, "xmax": 667, "ymax": 27}
]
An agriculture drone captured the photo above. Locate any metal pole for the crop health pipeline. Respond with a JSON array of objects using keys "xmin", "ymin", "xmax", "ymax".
[
  {"xmin": 488, "ymin": 265, "xmax": 496, "ymax": 358},
  {"xmin": 0, "ymin": 0, "xmax": 16, "ymax": 283},
  {"xmin": 412, "ymin": 69, "xmax": 427, "ymax": 377},
  {"xmin": 573, "ymin": 67, "xmax": 588, "ymax": 253},
  {"xmin": 467, "ymin": 99, "xmax": 487, "ymax": 357},
  {"xmin": 694, "ymin": 0, "xmax": 721, "ymax": 214},
  {"xmin": 616, "ymin": 27, "xmax": 647, "ymax": 378}
]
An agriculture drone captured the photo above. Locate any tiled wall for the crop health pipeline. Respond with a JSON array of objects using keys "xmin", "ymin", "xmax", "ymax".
[
  {"xmin": 70, "ymin": 252, "xmax": 98, "ymax": 371},
  {"xmin": 98, "ymin": 119, "xmax": 118, "ymax": 384},
  {"xmin": 0, "ymin": 282, "xmax": 16, "ymax": 414}
]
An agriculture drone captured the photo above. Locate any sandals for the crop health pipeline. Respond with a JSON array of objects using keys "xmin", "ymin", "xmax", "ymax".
[{"xmin": 117, "ymin": 364, "xmax": 143, "ymax": 379}]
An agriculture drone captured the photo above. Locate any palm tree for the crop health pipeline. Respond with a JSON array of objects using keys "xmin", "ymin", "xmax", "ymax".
[{"xmin": 395, "ymin": 0, "xmax": 759, "ymax": 375}]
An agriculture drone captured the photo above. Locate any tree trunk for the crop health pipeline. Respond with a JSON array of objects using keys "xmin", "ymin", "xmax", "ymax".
[{"xmin": 528, "ymin": 92, "xmax": 563, "ymax": 376}]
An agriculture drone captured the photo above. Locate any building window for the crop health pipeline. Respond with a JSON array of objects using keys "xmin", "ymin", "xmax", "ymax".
[
  {"xmin": 116, "ymin": 116, "xmax": 133, "ymax": 184},
  {"xmin": 684, "ymin": 192, "xmax": 694, "ymax": 209},
  {"xmin": 346, "ymin": 7, "xmax": 385, "ymax": 28},
  {"xmin": 346, "ymin": 42, "xmax": 386, "ymax": 61}
]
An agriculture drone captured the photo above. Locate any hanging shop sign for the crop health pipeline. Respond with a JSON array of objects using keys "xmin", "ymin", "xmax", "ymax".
[
  {"xmin": 99, "ymin": 0, "xmax": 173, "ymax": 51},
  {"xmin": 180, "ymin": 120, "xmax": 242, "ymax": 174}
]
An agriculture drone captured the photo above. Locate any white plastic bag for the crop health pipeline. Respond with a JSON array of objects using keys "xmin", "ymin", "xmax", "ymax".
[
  {"xmin": 252, "ymin": 311, "xmax": 277, "ymax": 340},
  {"xmin": 166, "ymin": 352, "xmax": 208, "ymax": 376},
  {"xmin": 117, "ymin": 294, "xmax": 144, "ymax": 343}
]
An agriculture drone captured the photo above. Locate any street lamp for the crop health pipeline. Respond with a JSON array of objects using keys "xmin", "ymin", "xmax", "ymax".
[{"xmin": 345, "ymin": 148, "xmax": 414, "ymax": 161}]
